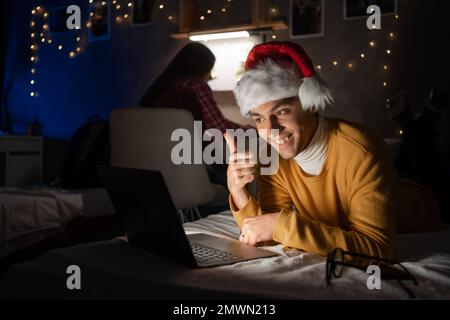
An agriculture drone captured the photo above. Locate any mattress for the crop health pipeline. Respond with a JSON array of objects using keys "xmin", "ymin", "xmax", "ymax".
[{"xmin": 1, "ymin": 210, "xmax": 449, "ymax": 299}]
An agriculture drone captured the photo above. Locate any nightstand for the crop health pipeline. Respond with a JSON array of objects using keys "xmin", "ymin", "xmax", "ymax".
[{"xmin": 0, "ymin": 135, "xmax": 43, "ymax": 186}]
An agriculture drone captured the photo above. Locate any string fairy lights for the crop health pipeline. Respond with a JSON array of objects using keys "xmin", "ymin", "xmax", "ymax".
[
  {"xmin": 28, "ymin": 1, "xmax": 396, "ymax": 99},
  {"xmin": 28, "ymin": 0, "xmax": 150, "ymax": 98},
  {"xmin": 314, "ymin": 12, "xmax": 399, "ymax": 97}
]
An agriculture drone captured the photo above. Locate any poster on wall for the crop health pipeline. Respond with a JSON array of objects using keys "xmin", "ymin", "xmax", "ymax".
[
  {"xmin": 344, "ymin": 0, "xmax": 397, "ymax": 20},
  {"xmin": 289, "ymin": 0, "xmax": 325, "ymax": 39},
  {"xmin": 132, "ymin": 0, "xmax": 155, "ymax": 25},
  {"xmin": 88, "ymin": 1, "xmax": 110, "ymax": 41}
]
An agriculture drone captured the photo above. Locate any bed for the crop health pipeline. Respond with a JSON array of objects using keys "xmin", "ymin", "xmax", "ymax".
[
  {"xmin": 0, "ymin": 187, "xmax": 115, "ymax": 259},
  {"xmin": 1, "ymin": 210, "xmax": 449, "ymax": 300}
]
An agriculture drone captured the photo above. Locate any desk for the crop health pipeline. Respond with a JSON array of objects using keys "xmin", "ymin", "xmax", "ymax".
[{"xmin": 0, "ymin": 135, "xmax": 43, "ymax": 186}]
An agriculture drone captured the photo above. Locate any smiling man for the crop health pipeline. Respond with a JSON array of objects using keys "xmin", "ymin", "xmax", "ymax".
[{"xmin": 225, "ymin": 41, "xmax": 398, "ymax": 259}]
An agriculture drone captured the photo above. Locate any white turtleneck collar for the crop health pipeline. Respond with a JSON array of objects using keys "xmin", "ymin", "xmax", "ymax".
[{"xmin": 294, "ymin": 116, "xmax": 330, "ymax": 176}]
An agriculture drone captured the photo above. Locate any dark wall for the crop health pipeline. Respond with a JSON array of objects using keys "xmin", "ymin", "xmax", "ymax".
[{"xmin": 3, "ymin": 0, "xmax": 183, "ymax": 139}]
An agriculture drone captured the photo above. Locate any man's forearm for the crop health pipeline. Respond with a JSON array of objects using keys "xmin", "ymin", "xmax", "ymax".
[{"xmin": 230, "ymin": 189, "xmax": 251, "ymax": 210}]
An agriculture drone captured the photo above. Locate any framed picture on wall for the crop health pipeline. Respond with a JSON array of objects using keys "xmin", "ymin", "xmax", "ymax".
[
  {"xmin": 132, "ymin": 0, "xmax": 155, "ymax": 25},
  {"xmin": 344, "ymin": 0, "xmax": 397, "ymax": 20},
  {"xmin": 88, "ymin": 1, "xmax": 110, "ymax": 41},
  {"xmin": 289, "ymin": 0, "xmax": 325, "ymax": 39}
]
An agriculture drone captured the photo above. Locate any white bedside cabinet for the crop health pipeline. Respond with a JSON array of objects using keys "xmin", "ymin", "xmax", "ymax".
[{"xmin": 0, "ymin": 135, "xmax": 43, "ymax": 187}]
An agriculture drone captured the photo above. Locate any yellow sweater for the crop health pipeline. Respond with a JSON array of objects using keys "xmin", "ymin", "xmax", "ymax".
[{"xmin": 230, "ymin": 118, "xmax": 398, "ymax": 259}]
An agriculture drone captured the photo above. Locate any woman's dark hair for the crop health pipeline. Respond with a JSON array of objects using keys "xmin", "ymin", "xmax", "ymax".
[{"xmin": 141, "ymin": 42, "xmax": 215, "ymax": 106}]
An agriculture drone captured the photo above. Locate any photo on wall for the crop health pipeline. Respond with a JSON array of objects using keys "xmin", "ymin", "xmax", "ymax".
[
  {"xmin": 289, "ymin": 0, "xmax": 325, "ymax": 39},
  {"xmin": 88, "ymin": 1, "xmax": 110, "ymax": 41},
  {"xmin": 344, "ymin": 0, "xmax": 397, "ymax": 20},
  {"xmin": 132, "ymin": 0, "xmax": 155, "ymax": 25}
]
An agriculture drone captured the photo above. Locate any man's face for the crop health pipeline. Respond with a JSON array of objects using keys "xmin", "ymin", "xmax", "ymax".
[{"xmin": 250, "ymin": 97, "xmax": 318, "ymax": 159}]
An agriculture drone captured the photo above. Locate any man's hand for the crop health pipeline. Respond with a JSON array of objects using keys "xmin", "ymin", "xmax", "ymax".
[
  {"xmin": 224, "ymin": 132, "xmax": 257, "ymax": 210},
  {"xmin": 239, "ymin": 212, "xmax": 281, "ymax": 246}
]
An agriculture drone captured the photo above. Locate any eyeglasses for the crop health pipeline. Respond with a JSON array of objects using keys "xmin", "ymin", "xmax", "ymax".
[{"xmin": 326, "ymin": 248, "xmax": 419, "ymax": 298}]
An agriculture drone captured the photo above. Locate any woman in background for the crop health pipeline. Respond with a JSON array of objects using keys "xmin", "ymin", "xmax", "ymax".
[{"xmin": 140, "ymin": 42, "xmax": 242, "ymax": 133}]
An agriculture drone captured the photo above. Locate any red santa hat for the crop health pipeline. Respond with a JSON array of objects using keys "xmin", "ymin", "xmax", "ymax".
[{"xmin": 234, "ymin": 41, "xmax": 333, "ymax": 117}]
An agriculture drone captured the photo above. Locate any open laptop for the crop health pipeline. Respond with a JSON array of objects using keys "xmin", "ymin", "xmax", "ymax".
[{"xmin": 97, "ymin": 166, "xmax": 278, "ymax": 268}]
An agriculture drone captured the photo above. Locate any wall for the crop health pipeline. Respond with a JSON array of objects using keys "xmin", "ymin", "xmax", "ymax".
[
  {"xmin": 3, "ymin": 0, "xmax": 449, "ymax": 179},
  {"xmin": 3, "ymin": 0, "xmax": 184, "ymax": 139}
]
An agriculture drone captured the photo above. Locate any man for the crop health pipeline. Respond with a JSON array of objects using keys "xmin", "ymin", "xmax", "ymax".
[{"xmin": 225, "ymin": 41, "xmax": 398, "ymax": 259}]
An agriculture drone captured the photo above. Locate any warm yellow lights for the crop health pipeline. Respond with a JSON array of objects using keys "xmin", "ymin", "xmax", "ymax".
[
  {"xmin": 332, "ymin": 61, "xmax": 338, "ymax": 66},
  {"xmin": 159, "ymin": 4, "xmax": 164, "ymax": 9},
  {"xmin": 316, "ymin": 65, "xmax": 322, "ymax": 70},
  {"xmin": 200, "ymin": 15, "xmax": 205, "ymax": 20},
  {"xmin": 360, "ymin": 53, "xmax": 365, "ymax": 58}
]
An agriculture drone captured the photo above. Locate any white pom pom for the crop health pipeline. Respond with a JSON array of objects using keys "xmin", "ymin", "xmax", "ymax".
[{"xmin": 298, "ymin": 75, "xmax": 334, "ymax": 112}]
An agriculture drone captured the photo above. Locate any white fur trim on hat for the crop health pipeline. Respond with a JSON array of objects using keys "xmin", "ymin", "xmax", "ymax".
[{"xmin": 234, "ymin": 59, "xmax": 333, "ymax": 117}]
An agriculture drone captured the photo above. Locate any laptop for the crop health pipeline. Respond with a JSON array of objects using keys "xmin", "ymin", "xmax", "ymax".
[{"xmin": 97, "ymin": 166, "xmax": 278, "ymax": 268}]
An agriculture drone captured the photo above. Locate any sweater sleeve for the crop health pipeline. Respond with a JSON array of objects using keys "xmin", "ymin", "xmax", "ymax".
[
  {"xmin": 272, "ymin": 154, "xmax": 397, "ymax": 260},
  {"xmin": 229, "ymin": 170, "xmax": 292, "ymax": 230}
]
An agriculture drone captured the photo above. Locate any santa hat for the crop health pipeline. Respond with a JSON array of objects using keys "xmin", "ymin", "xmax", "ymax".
[{"xmin": 234, "ymin": 41, "xmax": 333, "ymax": 117}]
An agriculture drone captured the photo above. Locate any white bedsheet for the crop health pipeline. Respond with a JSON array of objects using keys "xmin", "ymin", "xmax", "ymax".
[{"xmin": 183, "ymin": 211, "xmax": 450, "ymax": 299}]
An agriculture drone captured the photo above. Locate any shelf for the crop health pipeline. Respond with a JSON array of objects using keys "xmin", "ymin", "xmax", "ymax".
[{"xmin": 171, "ymin": 20, "xmax": 288, "ymax": 40}]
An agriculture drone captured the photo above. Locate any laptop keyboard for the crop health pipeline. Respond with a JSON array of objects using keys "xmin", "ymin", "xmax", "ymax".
[{"xmin": 190, "ymin": 242, "xmax": 243, "ymax": 265}]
